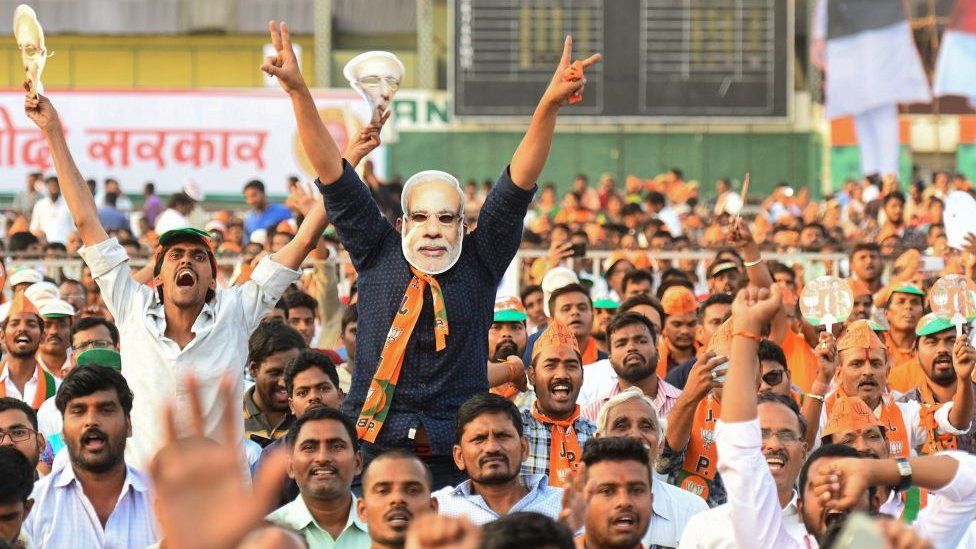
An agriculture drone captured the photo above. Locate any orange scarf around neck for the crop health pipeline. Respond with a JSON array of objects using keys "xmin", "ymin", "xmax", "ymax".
[
  {"xmin": 531, "ymin": 402, "xmax": 583, "ymax": 488},
  {"xmin": 675, "ymin": 395, "xmax": 721, "ymax": 501}
]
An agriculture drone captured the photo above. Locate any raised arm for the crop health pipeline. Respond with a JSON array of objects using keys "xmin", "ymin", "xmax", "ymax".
[
  {"xmin": 722, "ymin": 285, "xmax": 782, "ymax": 423},
  {"xmin": 261, "ymin": 21, "xmax": 344, "ymax": 184},
  {"xmin": 273, "ymin": 186, "xmax": 329, "ymax": 271},
  {"xmin": 24, "ymin": 85, "xmax": 109, "ymax": 247},
  {"xmin": 663, "ymin": 353, "xmax": 722, "ymax": 453},
  {"xmin": 508, "ymin": 36, "xmax": 600, "ymax": 190},
  {"xmin": 949, "ymin": 337, "xmax": 975, "ymax": 431}
]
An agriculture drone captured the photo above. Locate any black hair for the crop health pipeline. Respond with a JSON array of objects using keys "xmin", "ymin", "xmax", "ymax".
[
  {"xmin": 757, "ymin": 391, "xmax": 807, "ymax": 439},
  {"xmin": 243, "ymin": 179, "xmax": 266, "ymax": 194},
  {"xmin": 480, "ymin": 512, "xmax": 575, "ymax": 549},
  {"xmin": 286, "ymin": 291, "xmax": 318, "ymax": 315},
  {"xmin": 697, "ymin": 293, "xmax": 734, "ymax": 323},
  {"xmin": 341, "ymin": 305, "xmax": 358, "ymax": 333},
  {"xmin": 581, "ymin": 436, "xmax": 651, "ymax": 478},
  {"xmin": 363, "ymin": 448, "xmax": 433, "ymax": 489},
  {"xmin": 758, "ymin": 339, "xmax": 789, "ymax": 371},
  {"xmin": 520, "ymin": 284, "xmax": 543, "ymax": 304},
  {"xmin": 166, "ymin": 192, "xmax": 194, "ymax": 209},
  {"xmin": 273, "ymin": 297, "xmax": 288, "ymax": 317},
  {"xmin": 619, "ymin": 294, "xmax": 665, "ymax": 323},
  {"xmin": 0, "ymin": 446, "xmax": 34, "ymax": 505},
  {"xmin": 605, "ymin": 311, "xmax": 657, "ymax": 347},
  {"xmin": 768, "ymin": 262, "xmax": 796, "ymax": 283},
  {"xmin": 547, "ymin": 283, "xmax": 591, "ymax": 316},
  {"xmin": 285, "ymin": 405, "xmax": 359, "ymax": 452},
  {"xmin": 645, "ymin": 191, "xmax": 665, "ymax": 206},
  {"xmin": 55, "ymin": 364, "xmax": 133, "ymax": 416},
  {"xmin": 45, "ymin": 176, "xmax": 59, "ymax": 186},
  {"xmin": 247, "ymin": 318, "xmax": 307, "ymax": 371},
  {"xmin": 798, "ymin": 444, "xmax": 863, "ymax": 501},
  {"xmin": 883, "ymin": 191, "xmax": 906, "ymax": 205},
  {"xmin": 105, "ymin": 192, "xmax": 119, "ymax": 207},
  {"xmin": 284, "ymin": 349, "xmax": 340, "ymax": 396},
  {"xmin": 849, "ymin": 242, "xmax": 880, "ymax": 259},
  {"xmin": 656, "ymin": 278, "xmax": 695, "ymax": 302},
  {"xmin": 659, "ymin": 267, "xmax": 691, "ymax": 284},
  {"xmin": 0, "ymin": 397, "xmax": 38, "ymax": 430},
  {"xmin": 71, "ymin": 316, "xmax": 120, "ymax": 346},
  {"xmin": 8, "ymin": 231, "xmax": 40, "ymax": 252},
  {"xmin": 152, "ymin": 233, "xmax": 217, "ymax": 303},
  {"xmin": 455, "ymin": 393, "xmax": 524, "ymax": 444},
  {"xmin": 144, "ymin": 182, "xmax": 155, "ymax": 194},
  {"xmin": 622, "ymin": 269, "xmax": 654, "ymax": 295}
]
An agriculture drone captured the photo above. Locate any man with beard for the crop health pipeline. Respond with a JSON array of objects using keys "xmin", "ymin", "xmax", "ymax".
[
  {"xmin": 0, "ymin": 398, "xmax": 46, "ymax": 472},
  {"xmin": 0, "ymin": 295, "xmax": 56, "ymax": 411},
  {"xmin": 433, "ymin": 393, "xmax": 563, "ymax": 524},
  {"xmin": 267, "ymin": 22, "xmax": 599, "ymax": 487},
  {"xmin": 705, "ymin": 261, "xmax": 741, "ymax": 297},
  {"xmin": 35, "ymin": 298, "xmax": 74, "ymax": 379},
  {"xmin": 899, "ymin": 314, "xmax": 976, "ymax": 454},
  {"xmin": 881, "ymin": 286, "xmax": 925, "ymax": 391},
  {"xmin": 582, "ymin": 312, "xmax": 680, "ymax": 423},
  {"xmin": 357, "ymin": 450, "xmax": 438, "ymax": 549},
  {"xmin": 656, "ymin": 286, "xmax": 699, "ymax": 379},
  {"xmin": 24, "ymin": 364, "xmax": 158, "ymax": 546},
  {"xmin": 486, "ymin": 296, "xmax": 529, "ymax": 400},
  {"xmin": 267, "ymin": 406, "xmax": 369, "ymax": 548},
  {"xmin": 849, "ymin": 242, "xmax": 884, "ymax": 295},
  {"xmin": 25, "ymin": 86, "xmax": 330, "ymax": 470},
  {"xmin": 245, "ymin": 319, "xmax": 308, "ymax": 446},
  {"xmin": 521, "ymin": 322, "xmax": 596, "ymax": 487}
]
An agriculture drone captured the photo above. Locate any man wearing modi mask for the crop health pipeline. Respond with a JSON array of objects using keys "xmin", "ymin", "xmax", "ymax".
[
  {"xmin": 807, "ymin": 320, "xmax": 971, "ymax": 458},
  {"xmin": 262, "ymin": 20, "xmax": 601, "ymax": 489}
]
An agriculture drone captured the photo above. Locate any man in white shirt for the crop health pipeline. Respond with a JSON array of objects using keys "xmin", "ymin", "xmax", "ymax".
[
  {"xmin": 24, "ymin": 365, "xmax": 158, "ymax": 547},
  {"xmin": 594, "ymin": 386, "xmax": 706, "ymax": 548},
  {"xmin": 24, "ymin": 88, "xmax": 329, "ymax": 468},
  {"xmin": 28, "ymin": 176, "xmax": 74, "ymax": 245},
  {"xmin": 433, "ymin": 393, "xmax": 564, "ymax": 524}
]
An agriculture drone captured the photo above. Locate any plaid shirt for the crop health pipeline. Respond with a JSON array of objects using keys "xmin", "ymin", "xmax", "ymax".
[
  {"xmin": 243, "ymin": 386, "xmax": 294, "ymax": 445},
  {"xmin": 581, "ymin": 377, "xmax": 682, "ymax": 424},
  {"xmin": 519, "ymin": 404, "xmax": 597, "ymax": 477}
]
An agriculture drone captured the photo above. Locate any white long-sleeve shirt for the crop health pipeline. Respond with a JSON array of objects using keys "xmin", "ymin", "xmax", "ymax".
[{"xmin": 677, "ymin": 491, "xmax": 805, "ymax": 548}]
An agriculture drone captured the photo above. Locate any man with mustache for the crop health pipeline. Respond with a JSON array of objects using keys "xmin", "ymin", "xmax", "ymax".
[
  {"xmin": 357, "ymin": 450, "xmax": 438, "ymax": 549},
  {"xmin": 34, "ymin": 297, "xmax": 74, "ymax": 380},
  {"xmin": 0, "ymin": 295, "xmax": 56, "ymax": 411},
  {"xmin": 25, "ymin": 85, "xmax": 330, "ymax": 469},
  {"xmin": 244, "ymin": 319, "xmax": 308, "ymax": 446},
  {"xmin": 656, "ymin": 286, "xmax": 699, "ymax": 380},
  {"xmin": 849, "ymin": 242, "xmax": 884, "ymax": 295},
  {"xmin": 266, "ymin": 21, "xmax": 599, "ymax": 488},
  {"xmin": 486, "ymin": 297, "xmax": 530, "ymax": 400},
  {"xmin": 582, "ymin": 312, "xmax": 680, "ymax": 423},
  {"xmin": 521, "ymin": 321, "xmax": 596, "ymax": 488},
  {"xmin": 881, "ymin": 285, "xmax": 925, "ymax": 391},
  {"xmin": 24, "ymin": 364, "xmax": 158, "ymax": 547},
  {"xmin": 433, "ymin": 393, "xmax": 563, "ymax": 524},
  {"xmin": 268, "ymin": 406, "xmax": 369, "ymax": 547},
  {"xmin": 522, "ymin": 284, "xmax": 607, "ymax": 368}
]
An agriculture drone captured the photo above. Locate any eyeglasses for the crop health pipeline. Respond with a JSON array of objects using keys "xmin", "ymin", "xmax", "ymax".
[
  {"xmin": 74, "ymin": 339, "xmax": 113, "ymax": 352},
  {"xmin": 406, "ymin": 212, "xmax": 462, "ymax": 226},
  {"xmin": 761, "ymin": 370, "xmax": 785, "ymax": 387},
  {"xmin": 0, "ymin": 427, "xmax": 35, "ymax": 444},
  {"xmin": 358, "ymin": 75, "xmax": 400, "ymax": 92},
  {"xmin": 760, "ymin": 429, "xmax": 801, "ymax": 444}
]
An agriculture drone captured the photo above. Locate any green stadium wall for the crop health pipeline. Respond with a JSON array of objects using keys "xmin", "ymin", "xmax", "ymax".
[{"xmin": 828, "ymin": 145, "xmax": 913, "ymax": 192}]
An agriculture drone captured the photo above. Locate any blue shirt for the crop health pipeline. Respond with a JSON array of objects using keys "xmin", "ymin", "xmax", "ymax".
[
  {"xmin": 244, "ymin": 202, "xmax": 293, "ymax": 237},
  {"xmin": 98, "ymin": 206, "xmax": 130, "ymax": 232},
  {"xmin": 432, "ymin": 473, "xmax": 564, "ymax": 525},
  {"xmin": 318, "ymin": 161, "xmax": 534, "ymax": 455}
]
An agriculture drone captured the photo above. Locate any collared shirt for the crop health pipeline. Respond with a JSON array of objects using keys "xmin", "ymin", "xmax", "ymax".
[
  {"xmin": 243, "ymin": 386, "xmax": 294, "ymax": 444},
  {"xmin": 36, "ymin": 353, "xmax": 70, "ymax": 380},
  {"xmin": 900, "ymin": 381, "xmax": 976, "ymax": 454},
  {"xmin": 676, "ymin": 490, "xmax": 803, "ymax": 548},
  {"xmin": 432, "ymin": 473, "xmax": 563, "ymax": 525},
  {"xmin": 321, "ymin": 161, "xmax": 534, "ymax": 455},
  {"xmin": 24, "ymin": 459, "xmax": 158, "ymax": 548},
  {"xmin": 267, "ymin": 493, "xmax": 370, "ymax": 549},
  {"xmin": 78, "ymin": 237, "xmax": 299, "ymax": 469},
  {"xmin": 646, "ymin": 478, "xmax": 708, "ymax": 548},
  {"xmin": 0, "ymin": 363, "xmax": 58, "ymax": 407},
  {"xmin": 580, "ymin": 377, "xmax": 682, "ymax": 423},
  {"xmin": 29, "ymin": 196, "xmax": 74, "ymax": 244},
  {"xmin": 519, "ymin": 406, "xmax": 597, "ymax": 477}
]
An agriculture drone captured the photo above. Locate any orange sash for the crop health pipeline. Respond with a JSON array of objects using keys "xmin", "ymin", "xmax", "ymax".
[
  {"xmin": 827, "ymin": 390, "xmax": 911, "ymax": 458},
  {"xmin": 916, "ymin": 380, "xmax": 958, "ymax": 454},
  {"xmin": 0, "ymin": 360, "xmax": 54, "ymax": 410},
  {"xmin": 531, "ymin": 403, "xmax": 583, "ymax": 488},
  {"xmin": 356, "ymin": 266, "xmax": 448, "ymax": 442},
  {"xmin": 780, "ymin": 329, "xmax": 819, "ymax": 393},
  {"xmin": 675, "ymin": 395, "xmax": 720, "ymax": 501}
]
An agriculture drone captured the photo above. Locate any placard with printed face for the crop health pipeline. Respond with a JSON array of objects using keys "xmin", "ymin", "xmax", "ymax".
[
  {"xmin": 800, "ymin": 275, "xmax": 853, "ymax": 329},
  {"xmin": 930, "ymin": 275, "xmax": 976, "ymax": 327}
]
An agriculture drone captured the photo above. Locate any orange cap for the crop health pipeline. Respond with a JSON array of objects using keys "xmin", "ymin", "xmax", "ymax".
[
  {"xmin": 847, "ymin": 279, "xmax": 872, "ymax": 298},
  {"xmin": 532, "ymin": 321, "xmax": 580, "ymax": 361},
  {"xmin": 821, "ymin": 396, "xmax": 884, "ymax": 438},
  {"xmin": 661, "ymin": 286, "xmax": 697, "ymax": 316},
  {"xmin": 837, "ymin": 319, "xmax": 887, "ymax": 352},
  {"xmin": 8, "ymin": 292, "xmax": 39, "ymax": 318}
]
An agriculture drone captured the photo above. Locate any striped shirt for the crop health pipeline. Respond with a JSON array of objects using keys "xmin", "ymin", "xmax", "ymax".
[{"xmin": 580, "ymin": 377, "xmax": 682, "ymax": 424}]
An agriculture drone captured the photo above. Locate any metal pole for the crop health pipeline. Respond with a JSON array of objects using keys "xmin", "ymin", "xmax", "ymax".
[
  {"xmin": 416, "ymin": 0, "xmax": 436, "ymax": 89},
  {"xmin": 314, "ymin": 0, "xmax": 333, "ymax": 88}
]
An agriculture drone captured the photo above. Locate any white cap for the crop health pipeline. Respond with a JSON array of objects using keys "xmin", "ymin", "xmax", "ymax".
[
  {"xmin": 205, "ymin": 220, "xmax": 227, "ymax": 234},
  {"xmin": 541, "ymin": 266, "xmax": 580, "ymax": 316},
  {"xmin": 183, "ymin": 179, "xmax": 205, "ymax": 202},
  {"xmin": 38, "ymin": 298, "xmax": 75, "ymax": 318},
  {"xmin": 10, "ymin": 268, "xmax": 43, "ymax": 288},
  {"xmin": 400, "ymin": 170, "xmax": 464, "ymax": 218},
  {"xmin": 24, "ymin": 281, "xmax": 59, "ymax": 304},
  {"xmin": 250, "ymin": 228, "xmax": 268, "ymax": 245}
]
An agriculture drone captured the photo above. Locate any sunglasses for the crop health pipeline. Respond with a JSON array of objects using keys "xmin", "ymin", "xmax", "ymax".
[
  {"xmin": 406, "ymin": 212, "xmax": 462, "ymax": 226},
  {"xmin": 761, "ymin": 369, "xmax": 785, "ymax": 386}
]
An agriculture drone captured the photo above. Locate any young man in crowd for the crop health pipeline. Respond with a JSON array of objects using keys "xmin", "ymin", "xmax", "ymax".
[
  {"xmin": 337, "ymin": 306, "xmax": 357, "ymax": 392},
  {"xmin": 486, "ymin": 297, "xmax": 530, "ymax": 400},
  {"xmin": 357, "ymin": 450, "xmax": 438, "ymax": 549},
  {"xmin": 243, "ymin": 179, "xmax": 294, "ymax": 239},
  {"xmin": 848, "ymin": 242, "xmax": 884, "ymax": 295},
  {"xmin": 35, "ymin": 298, "xmax": 75, "ymax": 380},
  {"xmin": 524, "ymin": 283, "xmax": 605, "ymax": 367},
  {"xmin": 704, "ymin": 261, "xmax": 741, "ymax": 297},
  {"xmin": 0, "ymin": 398, "xmax": 46, "ymax": 474},
  {"xmin": 0, "ymin": 446, "xmax": 34, "ymax": 548},
  {"xmin": 434, "ymin": 393, "xmax": 563, "ymax": 524},
  {"xmin": 521, "ymin": 322, "xmax": 596, "ymax": 487},
  {"xmin": 521, "ymin": 284, "xmax": 548, "ymax": 335},
  {"xmin": 0, "ymin": 295, "xmax": 56, "ymax": 411},
  {"xmin": 267, "ymin": 406, "xmax": 369, "ymax": 547},
  {"xmin": 25, "ymin": 364, "xmax": 158, "ymax": 546},
  {"xmin": 285, "ymin": 290, "xmax": 319, "ymax": 347},
  {"xmin": 882, "ymin": 285, "xmax": 925, "ymax": 386},
  {"xmin": 25, "ymin": 83, "xmax": 330, "ymax": 469},
  {"xmin": 581, "ymin": 312, "xmax": 681, "ymax": 423},
  {"xmin": 591, "ymin": 297, "xmax": 618, "ymax": 355},
  {"xmin": 656, "ymin": 286, "xmax": 699, "ymax": 379},
  {"xmin": 665, "ymin": 294, "xmax": 733, "ymax": 390},
  {"xmin": 245, "ymin": 319, "xmax": 308, "ymax": 446},
  {"xmin": 595, "ymin": 387, "xmax": 707, "ymax": 548},
  {"xmin": 621, "ymin": 269, "xmax": 654, "ymax": 301}
]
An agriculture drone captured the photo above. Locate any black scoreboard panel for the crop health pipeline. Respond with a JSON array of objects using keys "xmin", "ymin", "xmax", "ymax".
[{"xmin": 452, "ymin": 0, "xmax": 791, "ymax": 119}]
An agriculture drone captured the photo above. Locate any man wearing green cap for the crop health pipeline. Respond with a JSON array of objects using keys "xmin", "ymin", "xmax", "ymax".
[
  {"xmin": 591, "ymin": 296, "xmax": 619, "ymax": 355},
  {"xmin": 487, "ymin": 296, "xmax": 530, "ymax": 398},
  {"xmin": 899, "ymin": 313, "xmax": 976, "ymax": 454},
  {"xmin": 25, "ymin": 90, "xmax": 330, "ymax": 469},
  {"xmin": 35, "ymin": 298, "xmax": 75, "ymax": 380},
  {"xmin": 882, "ymin": 285, "xmax": 925, "ymax": 387}
]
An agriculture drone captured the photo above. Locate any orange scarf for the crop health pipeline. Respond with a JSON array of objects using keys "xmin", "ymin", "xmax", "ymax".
[
  {"xmin": 581, "ymin": 338, "xmax": 599, "ymax": 365},
  {"xmin": 916, "ymin": 380, "xmax": 958, "ymax": 454},
  {"xmin": 356, "ymin": 267, "xmax": 448, "ymax": 442},
  {"xmin": 531, "ymin": 403, "xmax": 583, "ymax": 488},
  {"xmin": 0, "ymin": 360, "xmax": 54, "ymax": 410},
  {"xmin": 675, "ymin": 395, "xmax": 720, "ymax": 501},
  {"xmin": 827, "ymin": 390, "xmax": 910, "ymax": 458},
  {"xmin": 655, "ymin": 337, "xmax": 696, "ymax": 380}
]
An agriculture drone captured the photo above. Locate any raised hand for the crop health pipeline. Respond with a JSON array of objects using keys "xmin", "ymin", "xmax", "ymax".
[
  {"xmin": 814, "ymin": 331, "xmax": 839, "ymax": 385},
  {"xmin": 149, "ymin": 374, "xmax": 288, "ymax": 549},
  {"xmin": 405, "ymin": 514, "xmax": 482, "ymax": 549},
  {"xmin": 953, "ymin": 335, "xmax": 976, "ymax": 382},
  {"xmin": 557, "ymin": 465, "xmax": 587, "ymax": 534},
  {"xmin": 286, "ymin": 181, "xmax": 321, "ymax": 218},
  {"xmin": 810, "ymin": 457, "xmax": 872, "ymax": 512},
  {"xmin": 684, "ymin": 353, "xmax": 725, "ymax": 401},
  {"xmin": 343, "ymin": 113, "xmax": 390, "ymax": 168},
  {"xmin": 727, "ymin": 217, "xmax": 756, "ymax": 253},
  {"xmin": 22, "ymin": 80, "xmax": 60, "ymax": 132},
  {"xmin": 541, "ymin": 36, "xmax": 601, "ymax": 109},
  {"xmin": 732, "ymin": 285, "xmax": 782, "ymax": 332},
  {"xmin": 260, "ymin": 21, "xmax": 306, "ymax": 95}
]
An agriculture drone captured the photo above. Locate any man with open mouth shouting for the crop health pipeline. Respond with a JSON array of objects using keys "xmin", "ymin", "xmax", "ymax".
[
  {"xmin": 262, "ymin": 19, "xmax": 600, "ymax": 489},
  {"xmin": 24, "ymin": 82, "xmax": 330, "ymax": 470}
]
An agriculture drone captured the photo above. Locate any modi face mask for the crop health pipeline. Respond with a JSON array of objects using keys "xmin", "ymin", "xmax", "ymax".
[
  {"xmin": 13, "ymin": 4, "xmax": 48, "ymax": 96},
  {"xmin": 343, "ymin": 51, "xmax": 405, "ymax": 124},
  {"xmin": 400, "ymin": 170, "xmax": 465, "ymax": 275}
]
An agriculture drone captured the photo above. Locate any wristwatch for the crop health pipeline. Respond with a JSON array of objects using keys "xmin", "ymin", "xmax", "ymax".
[{"xmin": 894, "ymin": 457, "xmax": 913, "ymax": 493}]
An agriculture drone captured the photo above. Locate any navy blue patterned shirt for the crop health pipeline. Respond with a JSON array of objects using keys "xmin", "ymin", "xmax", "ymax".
[{"xmin": 317, "ymin": 161, "xmax": 535, "ymax": 456}]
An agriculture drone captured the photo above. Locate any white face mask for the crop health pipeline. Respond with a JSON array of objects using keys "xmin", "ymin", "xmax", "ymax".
[{"xmin": 401, "ymin": 221, "xmax": 464, "ymax": 275}]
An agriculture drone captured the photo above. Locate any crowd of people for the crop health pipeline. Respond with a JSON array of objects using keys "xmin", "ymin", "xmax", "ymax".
[{"xmin": 0, "ymin": 22, "xmax": 975, "ymax": 549}]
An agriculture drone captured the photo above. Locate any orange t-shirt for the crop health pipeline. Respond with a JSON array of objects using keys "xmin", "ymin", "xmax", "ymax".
[{"xmin": 781, "ymin": 329, "xmax": 819, "ymax": 394}]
